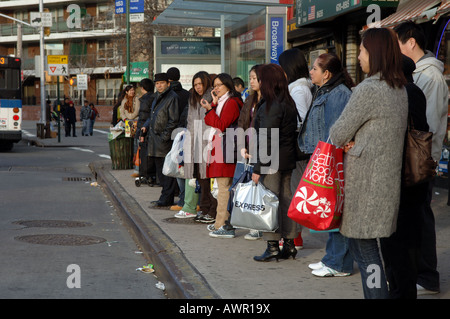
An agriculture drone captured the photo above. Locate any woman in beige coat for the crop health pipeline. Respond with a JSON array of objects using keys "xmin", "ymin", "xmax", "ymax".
[
  {"xmin": 329, "ymin": 28, "xmax": 408, "ymax": 299},
  {"xmin": 175, "ymin": 71, "xmax": 218, "ymax": 222},
  {"xmin": 119, "ymin": 85, "xmax": 140, "ymax": 120}
]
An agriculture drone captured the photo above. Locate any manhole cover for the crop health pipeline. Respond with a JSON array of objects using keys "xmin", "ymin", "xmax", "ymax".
[
  {"xmin": 13, "ymin": 220, "xmax": 92, "ymax": 228},
  {"xmin": 163, "ymin": 217, "xmax": 198, "ymax": 225},
  {"xmin": 63, "ymin": 177, "xmax": 92, "ymax": 182},
  {"xmin": 15, "ymin": 234, "xmax": 106, "ymax": 246}
]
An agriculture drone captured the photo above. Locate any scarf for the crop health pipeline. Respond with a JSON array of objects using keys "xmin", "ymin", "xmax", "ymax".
[{"xmin": 124, "ymin": 96, "xmax": 134, "ymax": 113}]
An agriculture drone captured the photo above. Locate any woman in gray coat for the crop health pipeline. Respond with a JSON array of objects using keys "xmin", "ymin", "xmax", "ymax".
[
  {"xmin": 329, "ymin": 28, "xmax": 408, "ymax": 299},
  {"xmin": 174, "ymin": 71, "xmax": 218, "ymax": 222}
]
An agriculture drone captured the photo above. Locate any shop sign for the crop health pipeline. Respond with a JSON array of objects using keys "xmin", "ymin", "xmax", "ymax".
[
  {"xmin": 123, "ymin": 61, "xmax": 149, "ymax": 83},
  {"xmin": 296, "ymin": 0, "xmax": 399, "ymax": 27},
  {"xmin": 270, "ymin": 17, "xmax": 284, "ymax": 64}
]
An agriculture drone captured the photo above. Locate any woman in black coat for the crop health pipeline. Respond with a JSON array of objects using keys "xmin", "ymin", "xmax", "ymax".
[
  {"xmin": 379, "ymin": 55, "xmax": 430, "ymax": 299},
  {"xmin": 252, "ymin": 63, "xmax": 298, "ymax": 262}
]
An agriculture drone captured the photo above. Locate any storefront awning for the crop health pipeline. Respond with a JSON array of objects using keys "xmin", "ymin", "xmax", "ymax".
[
  {"xmin": 364, "ymin": 0, "xmax": 442, "ymax": 30},
  {"xmin": 152, "ymin": 0, "xmax": 292, "ymax": 28},
  {"xmin": 434, "ymin": 0, "xmax": 450, "ymax": 20}
]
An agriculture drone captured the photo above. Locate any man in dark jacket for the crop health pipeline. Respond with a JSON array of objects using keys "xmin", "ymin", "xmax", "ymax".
[
  {"xmin": 64, "ymin": 101, "xmax": 77, "ymax": 137},
  {"xmin": 167, "ymin": 67, "xmax": 190, "ymax": 210},
  {"xmin": 141, "ymin": 73, "xmax": 180, "ymax": 207},
  {"xmin": 167, "ymin": 67, "xmax": 190, "ymax": 128},
  {"xmin": 136, "ymin": 78, "xmax": 156, "ymax": 182}
]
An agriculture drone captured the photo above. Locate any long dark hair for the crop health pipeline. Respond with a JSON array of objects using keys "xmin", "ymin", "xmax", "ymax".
[
  {"xmin": 361, "ymin": 27, "xmax": 406, "ymax": 89},
  {"xmin": 316, "ymin": 53, "xmax": 355, "ymax": 89},
  {"xmin": 278, "ymin": 48, "xmax": 310, "ymax": 84},
  {"xmin": 259, "ymin": 63, "xmax": 295, "ymax": 111},
  {"xmin": 190, "ymin": 71, "xmax": 211, "ymax": 106},
  {"xmin": 249, "ymin": 64, "xmax": 263, "ymax": 108}
]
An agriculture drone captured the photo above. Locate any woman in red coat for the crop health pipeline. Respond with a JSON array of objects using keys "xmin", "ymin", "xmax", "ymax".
[{"xmin": 201, "ymin": 73, "xmax": 243, "ymax": 238}]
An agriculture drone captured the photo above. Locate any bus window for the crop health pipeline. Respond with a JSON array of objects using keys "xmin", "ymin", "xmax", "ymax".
[
  {"xmin": 0, "ymin": 69, "xmax": 5, "ymax": 89},
  {"xmin": 10, "ymin": 69, "xmax": 20, "ymax": 90}
]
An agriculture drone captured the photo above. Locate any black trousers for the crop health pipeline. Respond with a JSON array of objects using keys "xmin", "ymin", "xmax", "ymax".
[
  {"xmin": 153, "ymin": 156, "xmax": 176, "ymax": 205},
  {"xmin": 417, "ymin": 180, "xmax": 440, "ymax": 291},
  {"xmin": 380, "ymin": 181, "xmax": 429, "ymax": 298},
  {"xmin": 65, "ymin": 121, "xmax": 76, "ymax": 136}
]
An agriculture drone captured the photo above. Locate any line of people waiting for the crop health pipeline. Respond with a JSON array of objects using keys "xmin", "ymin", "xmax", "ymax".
[{"xmin": 110, "ymin": 21, "xmax": 448, "ymax": 299}]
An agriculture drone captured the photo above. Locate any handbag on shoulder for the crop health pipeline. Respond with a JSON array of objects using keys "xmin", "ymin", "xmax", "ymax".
[{"xmin": 403, "ymin": 115, "xmax": 437, "ymax": 187}]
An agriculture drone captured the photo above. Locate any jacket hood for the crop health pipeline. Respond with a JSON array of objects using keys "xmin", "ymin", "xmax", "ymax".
[
  {"xmin": 289, "ymin": 77, "xmax": 312, "ymax": 90},
  {"xmin": 415, "ymin": 51, "xmax": 445, "ymax": 73}
]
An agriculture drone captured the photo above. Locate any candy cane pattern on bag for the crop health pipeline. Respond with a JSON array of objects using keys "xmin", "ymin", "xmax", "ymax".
[
  {"xmin": 295, "ymin": 186, "xmax": 332, "ymax": 218},
  {"xmin": 295, "ymin": 186, "xmax": 320, "ymax": 215}
]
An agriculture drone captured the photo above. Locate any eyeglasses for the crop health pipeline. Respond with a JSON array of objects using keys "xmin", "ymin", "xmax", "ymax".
[{"xmin": 213, "ymin": 83, "xmax": 224, "ymax": 89}]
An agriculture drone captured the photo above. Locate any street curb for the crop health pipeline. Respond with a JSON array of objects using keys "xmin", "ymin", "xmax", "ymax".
[{"xmin": 89, "ymin": 160, "xmax": 220, "ymax": 299}]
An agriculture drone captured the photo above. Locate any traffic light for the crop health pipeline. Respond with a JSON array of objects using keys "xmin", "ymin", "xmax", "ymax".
[
  {"xmin": 69, "ymin": 77, "xmax": 76, "ymax": 86},
  {"xmin": 44, "ymin": 27, "xmax": 51, "ymax": 36}
]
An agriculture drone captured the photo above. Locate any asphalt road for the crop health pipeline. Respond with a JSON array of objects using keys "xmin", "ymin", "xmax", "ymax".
[{"xmin": 0, "ymin": 134, "xmax": 167, "ymax": 299}]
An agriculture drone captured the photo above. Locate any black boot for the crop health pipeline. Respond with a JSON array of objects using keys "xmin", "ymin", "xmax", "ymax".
[
  {"xmin": 278, "ymin": 238, "xmax": 297, "ymax": 260},
  {"xmin": 254, "ymin": 241, "xmax": 280, "ymax": 262}
]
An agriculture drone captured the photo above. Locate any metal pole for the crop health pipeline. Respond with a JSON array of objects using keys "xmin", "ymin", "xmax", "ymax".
[
  {"xmin": 126, "ymin": 0, "xmax": 130, "ymax": 85},
  {"xmin": 221, "ymin": 15, "xmax": 225, "ymax": 73},
  {"xmin": 39, "ymin": 0, "xmax": 46, "ymax": 125},
  {"xmin": 57, "ymin": 77, "xmax": 60, "ymax": 143}
]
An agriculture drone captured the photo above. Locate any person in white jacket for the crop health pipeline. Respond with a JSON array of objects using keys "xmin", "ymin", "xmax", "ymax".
[
  {"xmin": 395, "ymin": 21, "xmax": 449, "ymax": 296},
  {"xmin": 278, "ymin": 48, "xmax": 313, "ymax": 251}
]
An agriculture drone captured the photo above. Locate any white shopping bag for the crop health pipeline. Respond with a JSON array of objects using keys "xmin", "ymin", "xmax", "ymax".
[
  {"xmin": 162, "ymin": 130, "xmax": 185, "ymax": 178},
  {"xmin": 230, "ymin": 181, "xmax": 279, "ymax": 232}
]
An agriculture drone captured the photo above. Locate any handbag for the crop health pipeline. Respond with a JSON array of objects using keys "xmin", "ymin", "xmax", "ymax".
[
  {"xmin": 288, "ymin": 139, "xmax": 344, "ymax": 231},
  {"xmin": 230, "ymin": 180, "xmax": 279, "ymax": 232},
  {"xmin": 227, "ymin": 160, "xmax": 254, "ymax": 214},
  {"xmin": 403, "ymin": 115, "xmax": 437, "ymax": 187},
  {"xmin": 295, "ymin": 110, "xmax": 310, "ymax": 161}
]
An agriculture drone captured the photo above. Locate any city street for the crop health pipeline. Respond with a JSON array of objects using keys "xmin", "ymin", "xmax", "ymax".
[{"xmin": 0, "ymin": 124, "xmax": 166, "ymax": 299}]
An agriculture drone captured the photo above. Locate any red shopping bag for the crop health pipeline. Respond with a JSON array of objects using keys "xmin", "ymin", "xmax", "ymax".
[{"xmin": 288, "ymin": 141, "xmax": 344, "ymax": 231}]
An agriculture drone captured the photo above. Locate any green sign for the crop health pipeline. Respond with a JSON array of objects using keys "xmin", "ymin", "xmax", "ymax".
[
  {"xmin": 296, "ymin": 0, "xmax": 399, "ymax": 27},
  {"xmin": 123, "ymin": 61, "xmax": 149, "ymax": 83}
]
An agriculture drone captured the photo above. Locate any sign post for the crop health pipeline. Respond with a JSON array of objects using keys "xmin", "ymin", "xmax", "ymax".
[{"xmin": 47, "ymin": 55, "xmax": 68, "ymax": 142}]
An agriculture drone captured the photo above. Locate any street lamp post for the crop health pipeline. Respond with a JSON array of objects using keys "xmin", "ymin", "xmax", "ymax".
[{"xmin": 39, "ymin": 0, "xmax": 46, "ymax": 125}]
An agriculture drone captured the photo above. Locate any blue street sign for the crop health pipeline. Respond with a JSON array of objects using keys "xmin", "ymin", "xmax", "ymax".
[{"xmin": 115, "ymin": 0, "xmax": 144, "ymax": 14}]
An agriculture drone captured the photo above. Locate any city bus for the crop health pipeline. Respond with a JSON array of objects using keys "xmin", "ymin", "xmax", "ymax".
[{"xmin": 0, "ymin": 55, "xmax": 22, "ymax": 151}]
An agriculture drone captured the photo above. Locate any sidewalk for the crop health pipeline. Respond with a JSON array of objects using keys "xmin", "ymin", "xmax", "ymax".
[
  {"xmin": 21, "ymin": 125, "xmax": 450, "ymax": 299},
  {"xmin": 92, "ymin": 162, "xmax": 450, "ymax": 299}
]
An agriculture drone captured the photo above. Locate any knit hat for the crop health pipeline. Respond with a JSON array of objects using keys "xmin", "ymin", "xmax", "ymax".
[
  {"xmin": 154, "ymin": 73, "xmax": 169, "ymax": 82},
  {"xmin": 166, "ymin": 67, "xmax": 180, "ymax": 81}
]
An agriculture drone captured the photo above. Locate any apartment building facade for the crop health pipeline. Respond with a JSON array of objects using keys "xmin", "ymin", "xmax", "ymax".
[{"xmin": 0, "ymin": 0, "xmax": 143, "ymax": 106}]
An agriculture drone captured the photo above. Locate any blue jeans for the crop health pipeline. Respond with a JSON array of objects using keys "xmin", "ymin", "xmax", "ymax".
[
  {"xmin": 348, "ymin": 238, "xmax": 389, "ymax": 299},
  {"xmin": 176, "ymin": 178, "xmax": 185, "ymax": 207},
  {"xmin": 321, "ymin": 232, "xmax": 353, "ymax": 273},
  {"xmin": 82, "ymin": 119, "xmax": 90, "ymax": 136}
]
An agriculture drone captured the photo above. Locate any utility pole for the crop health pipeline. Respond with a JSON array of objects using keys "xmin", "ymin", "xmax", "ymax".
[
  {"xmin": 39, "ymin": 0, "xmax": 46, "ymax": 125},
  {"xmin": 126, "ymin": 0, "xmax": 130, "ymax": 85}
]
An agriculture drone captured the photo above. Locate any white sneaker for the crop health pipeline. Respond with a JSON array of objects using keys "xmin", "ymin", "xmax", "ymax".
[
  {"xmin": 311, "ymin": 265, "xmax": 351, "ymax": 277},
  {"xmin": 416, "ymin": 284, "xmax": 439, "ymax": 295},
  {"xmin": 308, "ymin": 261, "xmax": 324, "ymax": 270},
  {"xmin": 206, "ymin": 224, "xmax": 216, "ymax": 232},
  {"xmin": 244, "ymin": 229, "xmax": 263, "ymax": 240},
  {"xmin": 174, "ymin": 210, "xmax": 196, "ymax": 219}
]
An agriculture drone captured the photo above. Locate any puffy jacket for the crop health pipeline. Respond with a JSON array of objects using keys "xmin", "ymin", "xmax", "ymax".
[
  {"xmin": 142, "ymin": 88, "xmax": 180, "ymax": 157},
  {"xmin": 137, "ymin": 92, "xmax": 155, "ymax": 131},
  {"xmin": 298, "ymin": 77, "xmax": 352, "ymax": 154}
]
